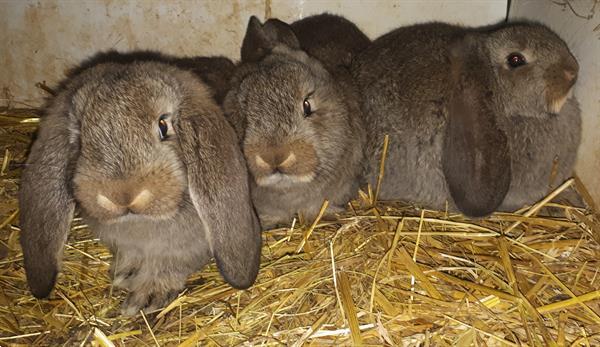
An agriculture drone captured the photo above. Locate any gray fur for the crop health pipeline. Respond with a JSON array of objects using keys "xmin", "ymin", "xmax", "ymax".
[
  {"xmin": 225, "ymin": 15, "xmax": 367, "ymax": 227},
  {"xmin": 352, "ymin": 22, "xmax": 581, "ymax": 216},
  {"xmin": 19, "ymin": 61, "xmax": 261, "ymax": 315},
  {"xmin": 19, "ymin": 87, "xmax": 81, "ymax": 298}
]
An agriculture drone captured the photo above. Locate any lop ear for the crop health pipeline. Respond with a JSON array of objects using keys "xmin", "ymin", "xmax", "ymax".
[
  {"xmin": 175, "ymin": 94, "xmax": 261, "ymax": 289},
  {"xmin": 241, "ymin": 15, "xmax": 300, "ymax": 62},
  {"xmin": 442, "ymin": 41, "xmax": 512, "ymax": 217},
  {"xmin": 19, "ymin": 94, "xmax": 77, "ymax": 298}
]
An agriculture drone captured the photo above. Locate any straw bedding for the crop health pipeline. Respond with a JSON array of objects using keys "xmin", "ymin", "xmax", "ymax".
[{"xmin": 1, "ymin": 108, "xmax": 599, "ymax": 346}]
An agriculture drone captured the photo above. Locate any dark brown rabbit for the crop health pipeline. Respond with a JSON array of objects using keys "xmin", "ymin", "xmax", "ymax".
[
  {"xmin": 352, "ymin": 22, "xmax": 581, "ymax": 216},
  {"xmin": 19, "ymin": 61, "xmax": 261, "ymax": 315},
  {"xmin": 171, "ymin": 55, "xmax": 235, "ymax": 104},
  {"xmin": 226, "ymin": 15, "xmax": 369, "ymax": 227},
  {"xmin": 241, "ymin": 13, "xmax": 370, "ymax": 69}
]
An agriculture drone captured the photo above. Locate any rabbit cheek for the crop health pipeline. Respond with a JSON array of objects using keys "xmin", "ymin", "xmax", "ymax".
[{"xmin": 244, "ymin": 140, "xmax": 318, "ymax": 187}]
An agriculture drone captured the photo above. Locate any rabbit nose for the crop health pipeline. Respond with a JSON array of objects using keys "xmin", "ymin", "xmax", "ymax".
[
  {"xmin": 256, "ymin": 151, "xmax": 296, "ymax": 173},
  {"xmin": 96, "ymin": 189, "xmax": 153, "ymax": 214}
]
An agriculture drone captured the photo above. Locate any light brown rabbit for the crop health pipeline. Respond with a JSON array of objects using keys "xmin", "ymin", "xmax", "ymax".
[
  {"xmin": 352, "ymin": 22, "xmax": 581, "ymax": 216},
  {"xmin": 19, "ymin": 60, "xmax": 261, "ymax": 315},
  {"xmin": 225, "ymin": 15, "xmax": 369, "ymax": 227}
]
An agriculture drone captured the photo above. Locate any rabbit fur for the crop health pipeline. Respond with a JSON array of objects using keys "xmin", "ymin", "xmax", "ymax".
[
  {"xmin": 19, "ymin": 60, "xmax": 261, "ymax": 315},
  {"xmin": 225, "ymin": 14, "xmax": 369, "ymax": 227},
  {"xmin": 66, "ymin": 50, "xmax": 235, "ymax": 105},
  {"xmin": 351, "ymin": 22, "xmax": 581, "ymax": 216},
  {"xmin": 241, "ymin": 13, "xmax": 371, "ymax": 70}
]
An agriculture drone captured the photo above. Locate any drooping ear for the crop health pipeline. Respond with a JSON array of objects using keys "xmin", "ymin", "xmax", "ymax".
[
  {"xmin": 175, "ymin": 92, "xmax": 261, "ymax": 289},
  {"xmin": 19, "ymin": 93, "xmax": 77, "ymax": 298},
  {"xmin": 240, "ymin": 15, "xmax": 300, "ymax": 62},
  {"xmin": 442, "ymin": 39, "xmax": 512, "ymax": 217}
]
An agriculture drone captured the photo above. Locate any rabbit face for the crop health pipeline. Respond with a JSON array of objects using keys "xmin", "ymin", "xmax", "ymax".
[
  {"xmin": 72, "ymin": 74, "xmax": 187, "ymax": 223},
  {"xmin": 236, "ymin": 49, "xmax": 355, "ymax": 189},
  {"xmin": 483, "ymin": 24, "xmax": 579, "ymax": 118}
]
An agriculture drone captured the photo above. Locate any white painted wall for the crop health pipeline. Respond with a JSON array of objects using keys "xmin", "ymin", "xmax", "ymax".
[
  {"xmin": 0, "ymin": 0, "xmax": 507, "ymax": 107},
  {"xmin": 510, "ymin": 0, "xmax": 600, "ymax": 206}
]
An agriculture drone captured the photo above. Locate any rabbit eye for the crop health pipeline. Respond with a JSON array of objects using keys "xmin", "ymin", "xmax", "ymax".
[
  {"xmin": 507, "ymin": 53, "xmax": 526, "ymax": 68},
  {"xmin": 158, "ymin": 114, "xmax": 169, "ymax": 140},
  {"xmin": 303, "ymin": 98, "xmax": 312, "ymax": 117}
]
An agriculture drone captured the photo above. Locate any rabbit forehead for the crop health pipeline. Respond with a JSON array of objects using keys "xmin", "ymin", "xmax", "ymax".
[
  {"xmin": 74, "ymin": 73, "xmax": 180, "ymax": 126},
  {"xmin": 239, "ymin": 63, "xmax": 321, "ymax": 121},
  {"xmin": 485, "ymin": 24, "xmax": 571, "ymax": 64}
]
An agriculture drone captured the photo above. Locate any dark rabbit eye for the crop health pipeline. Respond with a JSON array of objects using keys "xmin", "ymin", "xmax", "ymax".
[
  {"xmin": 303, "ymin": 98, "xmax": 312, "ymax": 117},
  {"xmin": 158, "ymin": 114, "xmax": 169, "ymax": 140},
  {"xmin": 507, "ymin": 53, "xmax": 527, "ymax": 68}
]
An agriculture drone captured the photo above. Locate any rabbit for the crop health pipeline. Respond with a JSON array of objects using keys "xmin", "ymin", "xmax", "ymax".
[
  {"xmin": 351, "ymin": 22, "xmax": 581, "ymax": 217},
  {"xmin": 18, "ymin": 60, "xmax": 261, "ymax": 315},
  {"xmin": 225, "ymin": 15, "xmax": 369, "ymax": 227}
]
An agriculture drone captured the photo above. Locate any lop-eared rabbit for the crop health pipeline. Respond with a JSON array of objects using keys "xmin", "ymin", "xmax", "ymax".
[
  {"xmin": 19, "ymin": 60, "xmax": 261, "ymax": 315},
  {"xmin": 352, "ymin": 22, "xmax": 581, "ymax": 216},
  {"xmin": 224, "ymin": 14, "xmax": 370, "ymax": 227}
]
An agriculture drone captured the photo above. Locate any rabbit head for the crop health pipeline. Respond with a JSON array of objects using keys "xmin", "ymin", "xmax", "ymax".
[
  {"xmin": 19, "ymin": 61, "xmax": 261, "ymax": 298},
  {"xmin": 460, "ymin": 23, "xmax": 578, "ymax": 118},
  {"xmin": 237, "ymin": 50, "xmax": 360, "ymax": 188},
  {"xmin": 70, "ymin": 66, "xmax": 188, "ymax": 222},
  {"xmin": 227, "ymin": 18, "xmax": 365, "ymax": 196}
]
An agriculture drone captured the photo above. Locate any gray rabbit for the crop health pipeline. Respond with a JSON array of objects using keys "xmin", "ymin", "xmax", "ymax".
[
  {"xmin": 19, "ymin": 60, "xmax": 261, "ymax": 315},
  {"xmin": 352, "ymin": 22, "xmax": 581, "ymax": 216},
  {"xmin": 225, "ymin": 14, "xmax": 370, "ymax": 227}
]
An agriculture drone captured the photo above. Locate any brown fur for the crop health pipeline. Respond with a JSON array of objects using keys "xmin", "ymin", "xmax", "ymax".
[
  {"xmin": 241, "ymin": 16, "xmax": 301, "ymax": 63},
  {"xmin": 19, "ymin": 60, "xmax": 260, "ymax": 315},
  {"xmin": 245, "ymin": 139, "xmax": 319, "ymax": 179},
  {"xmin": 290, "ymin": 13, "xmax": 370, "ymax": 69},
  {"xmin": 64, "ymin": 50, "xmax": 235, "ymax": 105}
]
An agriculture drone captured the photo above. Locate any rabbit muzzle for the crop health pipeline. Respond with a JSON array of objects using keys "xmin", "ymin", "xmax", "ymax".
[
  {"xmin": 545, "ymin": 56, "xmax": 579, "ymax": 114},
  {"xmin": 74, "ymin": 174, "xmax": 185, "ymax": 223},
  {"xmin": 245, "ymin": 140, "xmax": 318, "ymax": 187}
]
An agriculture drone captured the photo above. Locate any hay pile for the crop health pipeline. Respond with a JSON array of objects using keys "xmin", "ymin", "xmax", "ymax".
[{"xmin": 1, "ymin": 108, "xmax": 599, "ymax": 346}]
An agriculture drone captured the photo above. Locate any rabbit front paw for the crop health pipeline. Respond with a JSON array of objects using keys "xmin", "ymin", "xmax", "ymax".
[{"xmin": 120, "ymin": 286, "xmax": 180, "ymax": 316}]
